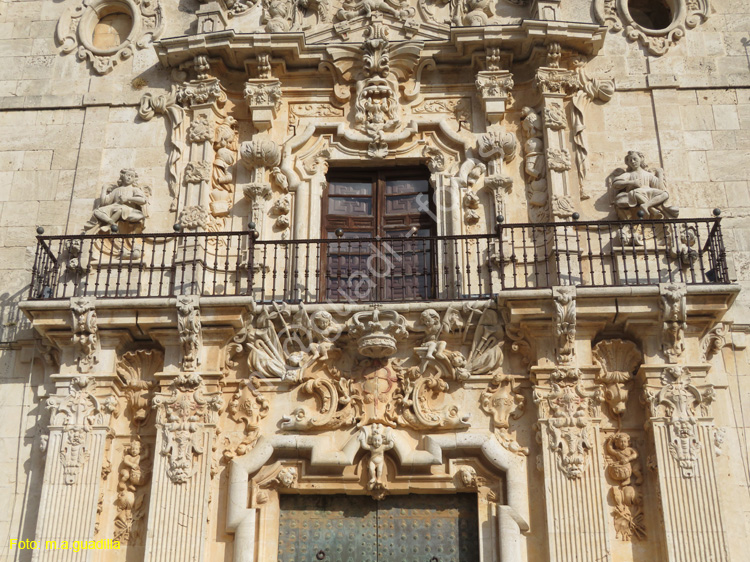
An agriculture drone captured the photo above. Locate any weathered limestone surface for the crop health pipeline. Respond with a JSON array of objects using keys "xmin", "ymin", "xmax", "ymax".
[{"xmin": 1, "ymin": 1, "xmax": 750, "ymax": 561}]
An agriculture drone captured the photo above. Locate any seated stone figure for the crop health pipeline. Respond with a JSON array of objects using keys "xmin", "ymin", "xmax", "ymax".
[
  {"xmin": 611, "ymin": 151, "xmax": 678, "ymax": 220},
  {"xmin": 84, "ymin": 169, "xmax": 150, "ymax": 234}
]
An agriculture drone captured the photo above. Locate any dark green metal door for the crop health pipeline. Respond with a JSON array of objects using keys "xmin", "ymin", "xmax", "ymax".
[{"xmin": 278, "ymin": 494, "xmax": 479, "ymax": 562}]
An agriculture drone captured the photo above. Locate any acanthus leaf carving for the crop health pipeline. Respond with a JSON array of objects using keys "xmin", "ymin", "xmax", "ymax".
[{"xmin": 700, "ymin": 323, "xmax": 727, "ymax": 362}]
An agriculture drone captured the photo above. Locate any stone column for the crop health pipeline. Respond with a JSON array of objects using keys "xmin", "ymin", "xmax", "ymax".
[
  {"xmin": 32, "ymin": 299, "xmax": 127, "ymax": 560},
  {"xmin": 532, "ymin": 365, "xmax": 611, "ymax": 562},
  {"xmin": 640, "ymin": 364, "xmax": 730, "ymax": 562}
]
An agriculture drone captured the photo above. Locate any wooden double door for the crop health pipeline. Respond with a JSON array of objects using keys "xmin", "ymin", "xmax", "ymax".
[
  {"xmin": 322, "ymin": 168, "xmax": 437, "ymax": 302},
  {"xmin": 277, "ymin": 494, "xmax": 479, "ymax": 562}
]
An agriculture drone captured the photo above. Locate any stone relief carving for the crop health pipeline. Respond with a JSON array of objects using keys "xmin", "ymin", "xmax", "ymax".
[
  {"xmin": 177, "ymin": 295, "xmax": 202, "ymax": 371},
  {"xmin": 84, "ymin": 169, "xmax": 151, "ymax": 235},
  {"xmin": 225, "ymin": 378, "xmax": 270, "ymax": 459},
  {"xmin": 595, "ymin": 0, "xmax": 710, "ymax": 56},
  {"xmin": 241, "ymin": 139, "xmax": 281, "ymax": 229},
  {"xmin": 179, "ymin": 205, "xmax": 211, "ymax": 230},
  {"xmin": 327, "ymin": 22, "xmax": 424, "ymax": 157},
  {"xmin": 604, "ymin": 433, "xmax": 646, "ymax": 541},
  {"xmin": 350, "ymin": 309, "xmax": 409, "ymax": 358},
  {"xmin": 450, "ymin": 159, "xmax": 486, "ymax": 225},
  {"xmin": 46, "ymin": 376, "xmax": 116, "ymax": 485},
  {"xmin": 56, "ymin": 0, "xmax": 164, "ymax": 74},
  {"xmin": 553, "ymin": 286, "xmax": 576, "ymax": 365},
  {"xmin": 643, "ymin": 366, "xmax": 713, "ymax": 478},
  {"xmin": 116, "ymin": 349, "xmax": 162, "ymax": 427},
  {"xmin": 543, "ymin": 102, "xmax": 567, "ymax": 131},
  {"xmin": 660, "ymin": 283, "xmax": 687, "ymax": 363},
  {"xmin": 153, "ymin": 374, "xmax": 222, "ymax": 484},
  {"xmin": 184, "ymin": 161, "xmax": 212, "ymax": 185},
  {"xmin": 593, "ymin": 339, "xmax": 642, "ymax": 417},
  {"xmin": 114, "ymin": 437, "xmax": 150, "ymax": 543},
  {"xmin": 475, "ymin": 71, "xmax": 513, "ymax": 126},
  {"xmin": 188, "ymin": 114, "xmax": 213, "ymax": 143},
  {"xmin": 70, "ymin": 297, "xmax": 100, "ymax": 373},
  {"xmin": 359, "ymin": 423, "xmax": 394, "ymax": 498},
  {"xmin": 611, "ymin": 151, "xmax": 679, "ymax": 221},
  {"xmin": 210, "ymin": 116, "xmax": 239, "ymax": 219},
  {"xmin": 413, "ymin": 98, "xmax": 471, "ymax": 129},
  {"xmin": 520, "ymin": 107, "xmax": 548, "ymax": 222},
  {"xmin": 534, "ymin": 368, "xmax": 602, "ymax": 479},
  {"xmin": 480, "ymin": 373, "xmax": 527, "ymax": 455},
  {"xmin": 546, "ymin": 148, "xmax": 571, "ymax": 172},
  {"xmin": 700, "ymin": 323, "xmax": 727, "ymax": 362},
  {"xmin": 477, "ymin": 130, "xmax": 516, "ymax": 219},
  {"xmin": 245, "ymin": 79, "xmax": 282, "ymax": 131}
]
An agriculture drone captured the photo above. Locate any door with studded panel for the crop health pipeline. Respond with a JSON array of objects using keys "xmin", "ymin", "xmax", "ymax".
[{"xmin": 277, "ymin": 493, "xmax": 479, "ymax": 562}]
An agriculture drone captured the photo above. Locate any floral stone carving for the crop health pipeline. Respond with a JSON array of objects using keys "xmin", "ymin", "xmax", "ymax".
[
  {"xmin": 553, "ymin": 286, "xmax": 576, "ymax": 365},
  {"xmin": 70, "ymin": 297, "xmax": 100, "ymax": 373}
]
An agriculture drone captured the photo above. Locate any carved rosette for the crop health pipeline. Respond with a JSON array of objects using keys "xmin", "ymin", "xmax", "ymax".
[
  {"xmin": 643, "ymin": 366, "xmax": 714, "ymax": 478},
  {"xmin": 153, "ymin": 375, "xmax": 222, "ymax": 484},
  {"xmin": 70, "ymin": 297, "xmax": 100, "ymax": 373},
  {"xmin": 595, "ymin": 0, "xmax": 710, "ymax": 56},
  {"xmin": 593, "ymin": 339, "xmax": 642, "ymax": 416},
  {"xmin": 46, "ymin": 376, "xmax": 117, "ymax": 485},
  {"xmin": 56, "ymin": 0, "xmax": 164, "ymax": 74},
  {"xmin": 534, "ymin": 368, "xmax": 602, "ymax": 479}
]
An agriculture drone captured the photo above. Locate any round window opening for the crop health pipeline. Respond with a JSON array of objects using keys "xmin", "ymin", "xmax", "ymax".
[
  {"xmin": 92, "ymin": 12, "xmax": 133, "ymax": 50},
  {"xmin": 628, "ymin": 0, "xmax": 673, "ymax": 30}
]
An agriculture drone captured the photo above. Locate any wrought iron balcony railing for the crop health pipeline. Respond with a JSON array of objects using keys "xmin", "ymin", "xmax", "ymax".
[{"xmin": 28, "ymin": 218, "xmax": 729, "ymax": 303}]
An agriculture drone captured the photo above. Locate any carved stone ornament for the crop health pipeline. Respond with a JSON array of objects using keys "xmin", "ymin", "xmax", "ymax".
[
  {"xmin": 83, "ymin": 169, "xmax": 151, "ymax": 235},
  {"xmin": 179, "ymin": 205, "xmax": 211, "ymax": 230},
  {"xmin": 359, "ymin": 423, "xmax": 394, "ymax": 499},
  {"xmin": 241, "ymin": 139, "xmax": 281, "ymax": 228},
  {"xmin": 70, "ymin": 297, "xmax": 100, "ymax": 373},
  {"xmin": 349, "ymin": 309, "xmax": 408, "ymax": 358},
  {"xmin": 46, "ymin": 376, "xmax": 117, "ymax": 485},
  {"xmin": 534, "ymin": 368, "xmax": 602, "ymax": 479},
  {"xmin": 595, "ymin": 0, "xmax": 710, "ymax": 56},
  {"xmin": 604, "ymin": 433, "xmax": 646, "ymax": 541},
  {"xmin": 611, "ymin": 150, "xmax": 679, "ymax": 226},
  {"xmin": 116, "ymin": 349, "xmax": 162, "ymax": 427},
  {"xmin": 56, "ymin": 0, "xmax": 164, "ymax": 74},
  {"xmin": 184, "ymin": 161, "xmax": 212, "ymax": 184},
  {"xmin": 546, "ymin": 148, "xmax": 571, "ymax": 172},
  {"xmin": 227, "ymin": 377, "xmax": 270, "ymax": 456},
  {"xmin": 153, "ymin": 375, "xmax": 222, "ymax": 484},
  {"xmin": 480, "ymin": 373, "xmax": 527, "ymax": 455},
  {"xmin": 326, "ymin": 22, "xmax": 424, "ymax": 158},
  {"xmin": 553, "ymin": 286, "xmax": 576, "ymax": 365},
  {"xmin": 520, "ymin": 106, "xmax": 548, "ymax": 222},
  {"xmin": 114, "ymin": 437, "xmax": 150, "ymax": 543},
  {"xmin": 244, "ymin": 79, "xmax": 282, "ymax": 131},
  {"xmin": 176, "ymin": 295, "xmax": 202, "ymax": 371},
  {"xmin": 700, "ymin": 323, "xmax": 727, "ymax": 362},
  {"xmin": 475, "ymin": 71, "xmax": 514, "ymax": 124},
  {"xmin": 593, "ymin": 339, "xmax": 642, "ymax": 416},
  {"xmin": 543, "ymin": 102, "xmax": 567, "ymax": 131},
  {"xmin": 660, "ymin": 283, "xmax": 687, "ymax": 363},
  {"xmin": 643, "ymin": 366, "xmax": 714, "ymax": 478}
]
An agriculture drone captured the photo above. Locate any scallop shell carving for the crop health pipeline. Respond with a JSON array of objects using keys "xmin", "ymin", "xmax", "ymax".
[{"xmin": 593, "ymin": 339, "xmax": 642, "ymax": 383}]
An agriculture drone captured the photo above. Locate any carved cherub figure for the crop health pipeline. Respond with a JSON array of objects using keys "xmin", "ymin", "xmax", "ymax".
[
  {"xmin": 120, "ymin": 438, "xmax": 149, "ymax": 487},
  {"xmin": 605, "ymin": 433, "xmax": 643, "ymax": 488},
  {"xmin": 612, "ymin": 151, "xmax": 678, "ymax": 219},
  {"xmin": 419, "ymin": 309, "xmax": 445, "ymax": 360},
  {"xmin": 84, "ymin": 169, "xmax": 150, "ymax": 234},
  {"xmin": 359, "ymin": 423, "xmax": 394, "ymax": 490}
]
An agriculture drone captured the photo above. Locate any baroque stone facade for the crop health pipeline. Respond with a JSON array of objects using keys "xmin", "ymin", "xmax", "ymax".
[{"xmin": 2, "ymin": 1, "xmax": 750, "ymax": 561}]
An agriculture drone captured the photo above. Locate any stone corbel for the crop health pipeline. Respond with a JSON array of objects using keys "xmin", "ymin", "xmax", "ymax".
[
  {"xmin": 176, "ymin": 295, "xmax": 202, "ymax": 372},
  {"xmin": 70, "ymin": 296, "xmax": 100, "ymax": 373},
  {"xmin": 659, "ymin": 283, "xmax": 687, "ymax": 363},
  {"xmin": 552, "ymin": 286, "xmax": 576, "ymax": 365}
]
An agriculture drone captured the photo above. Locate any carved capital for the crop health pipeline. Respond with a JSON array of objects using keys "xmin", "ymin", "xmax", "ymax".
[
  {"xmin": 244, "ymin": 79, "xmax": 282, "ymax": 131},
  {"xmin": 475, "ymin": 71, "xmax": 514, "ymax": 124}
]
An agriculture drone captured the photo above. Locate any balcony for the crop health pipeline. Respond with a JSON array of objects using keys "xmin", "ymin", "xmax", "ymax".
[{"xmin": 28, "ymin": 217, "xmax": 730, "ymax": 303}]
